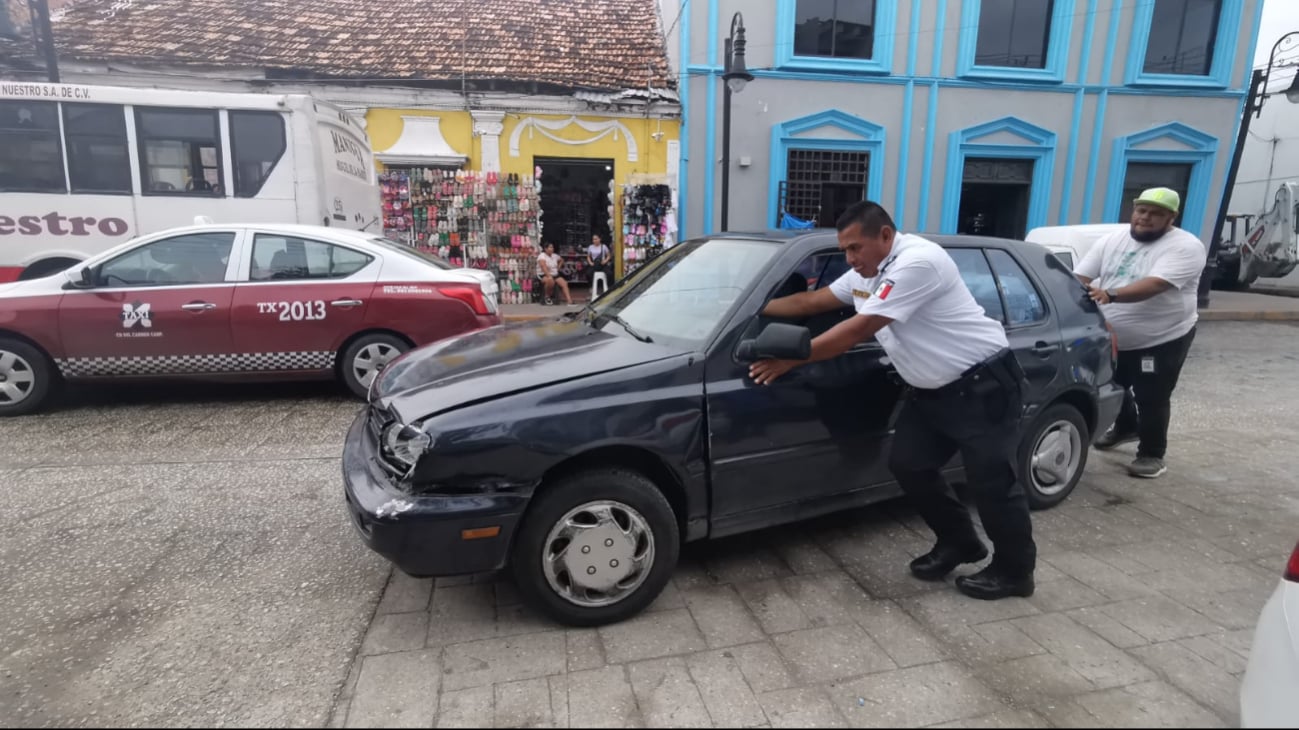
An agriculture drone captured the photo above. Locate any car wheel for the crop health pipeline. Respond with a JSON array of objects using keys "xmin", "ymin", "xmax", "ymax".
[
  {"xmin": 0, "ymin": 338, "xmax": 55, "ymax": 417},
  {"xmin": 339, "ymin": 333, "xmax": 409, "ymax": 399},
  {"xmin": 1018, "ymin": 403, "xmax": 1090, "ymax": 510},
  {"xmin": 511, "ymin": 469, "xmax": 679, "ymax": 627}
]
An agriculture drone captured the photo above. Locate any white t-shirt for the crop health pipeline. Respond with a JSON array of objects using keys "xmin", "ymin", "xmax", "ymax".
[
  {"xmin": 1072, "ymin": 227, "xmax": 1206, "ymax": 350},
  {"xmin": 537, "ymin": 252, "xmax": 562, "ymax": 277},
  {"xmin": 829, "ymin": 233, "xmax": 1009, "ymax": 389}
]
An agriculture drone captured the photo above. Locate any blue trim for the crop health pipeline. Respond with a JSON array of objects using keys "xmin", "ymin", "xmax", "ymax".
[
  {"xmin": 896, "ymin": 81, "xmax": 915, "ymax": 229},
  {"xmin": 1082, "ymin": 90, "xmax": 1108, "ymax": 221},
  {"xmin": 917, "ymin": 82, "xmax": 940, "ymax": 230},
  {"xmin": 1099, "ymin": 0, "xmax": 1124, "ymax": 86},
  {"xmin": 940, "ymin": 117, "xmax": 1059, "ymax": 234},
  {"xmin": 1103, "ymin": 122, "xmax": 1219, "ymax": 237},
  {"xmin": 1075, "ymin": 0, "xmax": 1098, "ymax": 85},
  {"xmin": 767, "ymin": 110, "xmax": 888, "ymax": 228},
  {"xmin": 932, "ymin": 0, "xmax": 948, "ymax": 76},
  {"xmin": 773, "ymin": 0, "xmax": 899, "ymax": 75},
  {"xmin": 905, "ymin": 0, "xmax": 921, "ymax": 77},
  {"xmin": 678, "ymin": 1, "xmax": 690, "ymax": 238},
  {"xmin": 1059, "ymin": 89, "xmax": 1085, "ymax": 224},
  {"xmin": 723, "ymin": 67, "xmax": 1247, "ymax": 98},
  {"xmin": 1213, "ymin": 0, "xmax": 1268, "ymax": 238},
  {"xmin": 1124, "ymin": 0, "xmax": 1244, "ymax": 89},
  {"xmin": 956, "ymin": 0, "xmax": 1076, "ymax": 84},
  {"xmin": 702, "ymin": 0, "xmax": 718, "ymax": 234}
]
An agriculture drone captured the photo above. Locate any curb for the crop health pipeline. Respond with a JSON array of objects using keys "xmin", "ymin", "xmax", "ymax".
[{"xmin": 1199, "ymin": 310, "xmax": 1299, "ymax": 322}]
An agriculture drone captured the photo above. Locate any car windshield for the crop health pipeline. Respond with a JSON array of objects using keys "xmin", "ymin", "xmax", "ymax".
[
  {"xmin": 367, "ymin": 235, "xmax": 455, "ymax": 270},
  {"xmin": 586, "ymin": 237, "xmax": 780, "ymax": 349}
]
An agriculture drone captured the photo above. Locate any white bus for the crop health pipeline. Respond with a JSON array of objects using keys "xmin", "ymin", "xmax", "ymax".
[{"xmin": 0, "ymin": 81, "xmax": 381, "ymax": 282}]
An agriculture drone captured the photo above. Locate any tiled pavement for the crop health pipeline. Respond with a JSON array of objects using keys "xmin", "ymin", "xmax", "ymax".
[
  {"xmin": 1, "ymin": 322, "xmax": 1294, "ymax": 727},
  {"xmin": 330, "ymin": 322, "xmax": 1299, "ymax": 729}
]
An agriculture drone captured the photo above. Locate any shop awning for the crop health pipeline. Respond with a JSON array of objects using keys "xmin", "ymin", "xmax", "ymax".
[{"xmin": 374, "ymin": 115, "xmax": 468, "ymax": 167}]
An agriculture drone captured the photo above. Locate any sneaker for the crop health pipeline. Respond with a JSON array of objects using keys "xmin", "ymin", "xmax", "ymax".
[
  {"xmin": 1094, "ymin": 428, "xmax": 1139, "ymax": 450},
  {"xmin": 1127, "ymin": 456, "xmax": 1167, "ymax": 479}
]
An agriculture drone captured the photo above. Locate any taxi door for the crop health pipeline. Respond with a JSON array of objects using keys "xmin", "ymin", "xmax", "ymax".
[
  {"xmin": 57, "ymin": 231, "xmax": 239, "ymax": 376},
  {"xmin": 229, "ymin": 231, "xmax": 380, "ymax": 371}
]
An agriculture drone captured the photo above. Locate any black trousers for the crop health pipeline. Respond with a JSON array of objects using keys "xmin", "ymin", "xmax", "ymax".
[
  {"xmin": 1111, "ymin": 327, "xmax": 1196, "ymax": 460},
  {"xmin": 888, "ymin": 351, "xmax": 1036, "ymax": 577}
]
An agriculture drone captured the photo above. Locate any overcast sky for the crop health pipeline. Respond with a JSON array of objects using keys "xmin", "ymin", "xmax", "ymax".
[{"xmin": 1255, "ymin": 0, "xmax": 1299, "ymax": 89}]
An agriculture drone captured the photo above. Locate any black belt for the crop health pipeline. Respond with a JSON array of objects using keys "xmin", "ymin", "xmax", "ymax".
[{"xmin": 908, "ymin": 348, "xmax": 1021, "ymax": 400}]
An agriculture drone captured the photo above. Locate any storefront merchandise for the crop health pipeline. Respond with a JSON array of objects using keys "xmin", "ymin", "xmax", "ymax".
[
  {"xmin": 380, "ymin": 168, "xmax": 543, "ymax": 304},
  {"xmin": 620, "ymin": 183, "xmax": 675, "ymax": 276}
]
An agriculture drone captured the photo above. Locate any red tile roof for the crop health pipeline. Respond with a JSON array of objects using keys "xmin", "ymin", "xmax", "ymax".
[{"xmin": 39, "ymin": 0, "xmax": 673, "ymax": 92}]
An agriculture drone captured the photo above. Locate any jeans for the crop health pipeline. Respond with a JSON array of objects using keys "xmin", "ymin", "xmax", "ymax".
[
  {"xmin": 887, "ymin": 351, "xmax": 1036, "ymax": 578},
  {"xmin": 1111, "ymin": 327, "xmax": 1197, "ymax": 460}
]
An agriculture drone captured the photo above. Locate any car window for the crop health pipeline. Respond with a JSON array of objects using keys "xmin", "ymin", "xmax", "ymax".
[
  {"xmin": 97, "ymin": 232, "xmax": 235, "ymax": 287},
  {"xmin": 1052, "ymin": 251, "xmax": 1074, "ymax": 269},
  {"xmin": 250, "ymin": 234, "xmax": 374, "ymax": 281},
  {"xmin": 591, "ymin": 238, "xmax": 780, "ymax": 349},
  {"xmin": 947, "ymin": 248, "xmax": 1006, "ymax": 324},
  {"xmin": 986, "ymin": 249, "xmax": 1048, "ymax": 326},
  {"xmin": 367, "ymin": 235, "xmax": 455, "ymax": 270}
]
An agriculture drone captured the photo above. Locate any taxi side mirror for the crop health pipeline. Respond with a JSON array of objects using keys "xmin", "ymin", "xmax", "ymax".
[{"xmin": 64, "ymin": 267, "xmax": 94, "ymax": 289}]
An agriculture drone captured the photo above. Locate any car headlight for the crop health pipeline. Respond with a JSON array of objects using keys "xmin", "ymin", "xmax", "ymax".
[{"xmin": 382, "ymin": 422, "xmax": 433, "ymax": 473}]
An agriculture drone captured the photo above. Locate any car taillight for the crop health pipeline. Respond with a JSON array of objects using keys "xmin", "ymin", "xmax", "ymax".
[
  {"xmin": 1285, "ymin": 540, "xmax": 1299, "ymax": 583},
  {"xmin": 437, "ymin": 285, "xmax": 490, "ymax": 316},
  {"xmin": 1103, "ymin": 321, "xmax": 1119, "ymax": 362}
]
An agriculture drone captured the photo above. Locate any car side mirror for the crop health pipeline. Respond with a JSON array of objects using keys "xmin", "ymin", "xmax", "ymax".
[
  {"xmin": 64, "ymin": 267, "xmax": 94, "ymax": 289},
  {"xmin": 737, "ymin": 323, "xmax": 812, "ymax": 362}
]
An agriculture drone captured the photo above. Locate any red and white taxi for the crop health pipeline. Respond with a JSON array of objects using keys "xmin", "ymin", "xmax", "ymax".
[{"xmin": 0, "ymin": 223, "xmax": 500, "ymax": 415}]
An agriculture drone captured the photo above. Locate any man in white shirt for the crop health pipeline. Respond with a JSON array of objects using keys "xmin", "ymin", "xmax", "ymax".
[
  {"xmin": 1073, "ymin": 187, "xmax": 1205, "ymax": 479},
  {"xmin": 752, "ymin": 201, "xmax": 1036, "ymax": 601}
]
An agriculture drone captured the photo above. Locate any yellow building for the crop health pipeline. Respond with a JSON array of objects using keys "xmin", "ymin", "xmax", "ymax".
[{"xmin": 365, "ymin": 108, "xmax": 680, "ymax": 289}]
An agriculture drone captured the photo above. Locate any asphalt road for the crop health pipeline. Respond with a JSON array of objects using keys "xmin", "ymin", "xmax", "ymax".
[{"xmin": 1, "ymin": 321, "xmax": 1296, "ymax": 727}]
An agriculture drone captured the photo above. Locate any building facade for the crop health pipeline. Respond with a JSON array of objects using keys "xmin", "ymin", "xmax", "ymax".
[
  {"xmin": 1, "ymin": 0, "xmax": 681, "ymax": 283},
  {"xmin": 666, "ymin": 0, "xmax": 1266, "ymax": 242}
]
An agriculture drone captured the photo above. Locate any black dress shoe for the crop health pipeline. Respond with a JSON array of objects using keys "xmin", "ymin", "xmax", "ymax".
[
  {"xmin": 909, "ymin": 542, "xmax": 989, "ymax": 581},
  {"xmin": 955, "ymin": 567, "xmax": 1035, "ymax": 600}
]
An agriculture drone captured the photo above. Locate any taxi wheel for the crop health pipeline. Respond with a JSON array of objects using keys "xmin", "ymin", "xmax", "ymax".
[
  {"xmin": 339, "ymin": 333, "xmax": 409, "ymax": 399},
  {"xmin": 0, "ymin": 338, "xmax": 55, "ymax": 417},
  {"xmin": 511, "ymin": 468, "xmax": 679, "ymax": 627}
]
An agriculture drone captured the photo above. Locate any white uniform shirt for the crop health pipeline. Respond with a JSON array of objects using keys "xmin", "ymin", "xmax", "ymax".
[
  {"xmin": 1072, "ymin": 227, "xmax": 1206, "ymax": 350},
  {"xmin": 828, "ymin": 233, "xmax": 1009, "ymax": 389}
]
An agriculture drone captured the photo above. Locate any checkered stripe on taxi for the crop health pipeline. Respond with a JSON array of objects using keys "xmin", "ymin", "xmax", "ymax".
[{"xmin": 55, "ymin": 352, "xmax": 337, "ymax": 378}]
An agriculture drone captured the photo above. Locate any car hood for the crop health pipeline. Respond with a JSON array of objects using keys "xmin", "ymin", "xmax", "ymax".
[{"xmin": 372, "ymin": 315, "xmax": 689, "ymax": 420}]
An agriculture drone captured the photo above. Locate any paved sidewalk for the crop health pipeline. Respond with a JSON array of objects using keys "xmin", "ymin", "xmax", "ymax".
[
  {"xmin": 329, "ymin": 322, "xmax": 1299, "ymax": 728},
  {"xmin": 501, "ymin": 290, "xmax": 1299, "ymax": 323}
]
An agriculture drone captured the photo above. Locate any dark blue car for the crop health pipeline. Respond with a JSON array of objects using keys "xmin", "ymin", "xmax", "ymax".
[{"xmin": 342, "ymin": 231, "xmax": 1124, "ymax": 626}]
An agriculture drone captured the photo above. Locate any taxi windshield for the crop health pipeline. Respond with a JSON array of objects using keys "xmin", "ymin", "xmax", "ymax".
[
  {"xmin": 586, "ymin": 238, "xmax": 778, "ymax": 349},
  {"xmin": 367, "ymin": 236, "xmax": 455, "ymax": 270}
]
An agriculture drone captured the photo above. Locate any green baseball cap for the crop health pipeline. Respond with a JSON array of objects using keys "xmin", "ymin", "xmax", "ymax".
[{"xmin": 1133, "ymin": 187, "xmax": 1181, "ymax": 214}]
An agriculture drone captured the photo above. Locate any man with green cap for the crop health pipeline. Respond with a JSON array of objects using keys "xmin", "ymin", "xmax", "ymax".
[{"xmin": 1073, "ymin": 187, "xmax": 1207, "ymax": 478}]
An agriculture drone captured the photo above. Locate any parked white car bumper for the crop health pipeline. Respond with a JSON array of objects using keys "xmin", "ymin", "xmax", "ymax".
[{"xmin": 1241, "ymin": 580, "xmax": 1299, "ymax": 728}]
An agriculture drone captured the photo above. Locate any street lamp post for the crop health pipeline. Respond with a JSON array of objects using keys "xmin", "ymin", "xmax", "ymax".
[
  {"xmin": 720, "ymin": 12, "xmax": 754, "ymax": 233},
  {"xmin": 1201, "ymin": 31, "xmax": 1299, "ymax": 307}
]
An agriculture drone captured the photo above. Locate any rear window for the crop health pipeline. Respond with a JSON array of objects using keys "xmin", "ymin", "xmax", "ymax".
[{"xmin": 368, "ymin": 236, "xmax": 454, "ymax": 270}]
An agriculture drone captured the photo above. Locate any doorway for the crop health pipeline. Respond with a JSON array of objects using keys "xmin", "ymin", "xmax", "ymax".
[
  {"xmin": 957, "ymin": 157, "xmax": 1034, "ymax": 239},
  {"xmin": 535, "ymin": 157, "xmax": 614, "ymax": 299}
]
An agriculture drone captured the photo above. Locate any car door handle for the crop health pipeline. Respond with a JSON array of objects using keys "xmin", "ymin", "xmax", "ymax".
[
  {"xmin": 181, "ymin": 302, "xmax": 216, "ymax": 312},
  {"xmin": 1030, "ymin": 341, "xmax": 1058, "ymax": 357},
  {"xmin": 330, "ymin": 299, "xmax": 363, "ymax": 308}
]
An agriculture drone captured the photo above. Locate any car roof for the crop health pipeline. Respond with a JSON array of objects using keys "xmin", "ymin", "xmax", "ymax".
[{"xmin": 709, "ymin": 229, "xmax": 1047, "ymax": 254}]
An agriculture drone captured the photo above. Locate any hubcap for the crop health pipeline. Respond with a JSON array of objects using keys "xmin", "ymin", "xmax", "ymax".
[
  {"xmin": 351, "ymin": 342, "xmax": 401, "ymax": 389},
  {"xmin": 1030, "ymin": 420, "xmax": 1083, "ymax": 495},
  {"xmin": 0, "ymin": 350, "xmax": 36, "ymax": 405},
  {"xmin": 542, "ymin": 500, "xmax": 655, "ymax": 608}
]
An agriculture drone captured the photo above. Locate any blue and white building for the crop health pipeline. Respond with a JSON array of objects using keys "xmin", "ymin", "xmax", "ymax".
[{"xmin": 664, "ymin": 0, "xmax": 1265, "ymax": 241}]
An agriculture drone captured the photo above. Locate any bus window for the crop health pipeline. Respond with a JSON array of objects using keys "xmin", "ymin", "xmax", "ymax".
[
  {"xmin": 230, "ymin": 110, "xmax": 286, "ymax": 198},
  {"xmin": 0, "ymin": 100, "xmax": 66, "ymax": 193},
  {"xmin": 135, "ymin": 107, "xmax": 223, "ymax": 196},
  {"xmin": 64, "ymin": 104, "xmax": 131, "ymax": 194}
]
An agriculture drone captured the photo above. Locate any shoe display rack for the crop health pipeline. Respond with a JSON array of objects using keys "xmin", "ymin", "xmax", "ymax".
[
  {"xmin": 380, "ymin": 168, "xmax": 544, "ymax": 305},
  {"xmin": 620, "ymin": 184, "xmax": 675, "ymax": 276}
]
